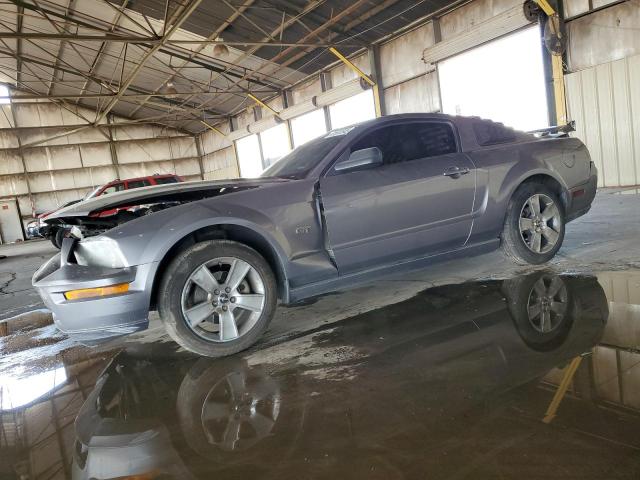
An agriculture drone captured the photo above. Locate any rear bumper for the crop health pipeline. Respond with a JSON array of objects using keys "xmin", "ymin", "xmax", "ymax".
[
  {"xmin": 567, "ymin": 172, "xmax": 597, "ymax": 222},
  {"xmin": 32, "ymin": 246, "xmax": 155, "ymax": 341}
]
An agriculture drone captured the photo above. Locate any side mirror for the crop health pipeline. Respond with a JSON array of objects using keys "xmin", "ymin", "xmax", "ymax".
[{"xmin": 334, "ymin": 147, "xmax": 383, "ymax": 173}]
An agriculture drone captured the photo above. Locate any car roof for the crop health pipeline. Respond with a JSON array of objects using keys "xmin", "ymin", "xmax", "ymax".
[{"xmin": 104, "ymin": 173, "xmax": 179, "ymax": 185}]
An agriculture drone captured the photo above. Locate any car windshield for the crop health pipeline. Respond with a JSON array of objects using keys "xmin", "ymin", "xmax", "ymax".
[
  {"xmin": 261, "ymin": 128, "xmax": 353, "ymax": 179},
  {"xmin": 84, "ymin": 186, "xmax": 102, "ymax": 199}
]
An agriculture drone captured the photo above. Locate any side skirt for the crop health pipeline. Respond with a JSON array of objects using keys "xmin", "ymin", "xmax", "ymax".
[{"xmin": 287, "ymin": 238, "xmax": 500, "ymax": 303}]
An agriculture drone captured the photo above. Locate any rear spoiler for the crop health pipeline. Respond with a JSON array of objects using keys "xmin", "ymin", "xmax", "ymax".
[{"xmin": 527, "ymin": 121, "xmax": 576, "ymax": 138}]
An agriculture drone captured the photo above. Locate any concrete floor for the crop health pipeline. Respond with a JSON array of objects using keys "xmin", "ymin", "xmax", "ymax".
[{"xmin": 1, "ymin": 189, "xmax": 640, "ymax": 479}]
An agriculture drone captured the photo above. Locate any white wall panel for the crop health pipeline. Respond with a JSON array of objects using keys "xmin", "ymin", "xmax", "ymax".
[
  {"xmin": 380, "ymin": 23, "xmax": 434, "ymax": 88},
  {"xmin": 384, "ymin": 73, "xmax": 441, "ymax": 115},
  {"xmin": 330, "ymin": 53, "xmax": 370, "ymax": 88},
  {"xmin": 0, "ymin": 175, "xmax": 28, "ymax": 196},
  {"xmin": 0, "ymin": 131, "xmax": 19, "ymax": 149},
  {"xmin": 0, "ymin": 106, "xmax": 14, "ymax": 128},
  {"xmin": 292, "ymin": 77, "xmax": 322, "ymax": 105},
  {"xmin": 79, "ymin": 143, "xmax": 112, "ymax": 167},
  {"xmin": 174, "ymin": 158, "xmax": 202, "ymax": 177},
  {"xmin": 200, "ymin": 123, "xmax": 232, "ymax": 155},
  {"xmin": 22, "ymin": 148, "xmax": 50, "ymax": 172},
  {"xmin": 117, "ymin": 161, "xmax": 174, "ymax": 178},
  {"xmin": 203, "ymin": 147, "xmax": 238, "ymax": 180},
  {"xmin": 567, "ymin": 3, "xmax": 640, "ymax": 72},
  {"xmin": 50, "ymin": 145, "xmax": 83, "ymax": 170},
  {"xmin": 565, "ymin": 54, "xmax": 640, "ymax": 187},
  {"xmin": 170, "ymin": 136, "xmax": 198, "ymax": 159},
  {"xmin": 0, "ymin": 150, "xmax": 24, "ymax": 175},
  {"xmin": 1, "ymin": 98, "xmax": 199, "ymax": 219},
  {"xmin": 439, "ymin": 0, "xmax": 523, "ymax": 40},
  {"xmin": 115, "ymin": 137, "xmax": 192, "ymax": 163}
]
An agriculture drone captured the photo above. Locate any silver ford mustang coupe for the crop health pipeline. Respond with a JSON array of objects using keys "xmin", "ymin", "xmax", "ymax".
[{"xmin": 33, "ymin": 113, "xmax": 597, "ymax": 357}]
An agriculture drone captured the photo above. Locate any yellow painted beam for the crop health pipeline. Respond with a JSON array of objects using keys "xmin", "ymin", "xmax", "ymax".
[
  {"xmin": 543, "ymin": 356, "xmax": 583, "ymax": 424},
  {"xmin": 329, "ymin": 47, "xmax": 375, "ymax": 87},
  {"xmin": 247, "ymin": 93, "xmax": 280, "ymax": 117},
  {"xmin": 200, "ymin": 120, "xmax": 226, "ymax": 137},
  {"xmin": 372, "ymin": 84, "xmax": 383, "ymax": 117},
  {"xmin": 535, "ymin": 0, "xmax": 556, "ymax": 16},
  {"xmin": 533, "ymin": 1, "xmax": 568, "ymax": 126},
  {"xmin": 551, "ymin": 47, "xmax": 568, "ymax": 126}
]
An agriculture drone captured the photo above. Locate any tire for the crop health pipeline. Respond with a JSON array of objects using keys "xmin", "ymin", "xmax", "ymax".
[
  {"xmin": 158, "ymin": 240, "xmax": 277, "ymax": 357},
  {"xmin": 500, "ymin": 182, "xmax": 565, "ymax": 265},
  {"xmin": 50, "ymin": 228, "xmax": 64, "ymax": 249},
  {"xmin": 502, "ymin": 272, "xmax": 574, "ymax": 351}
]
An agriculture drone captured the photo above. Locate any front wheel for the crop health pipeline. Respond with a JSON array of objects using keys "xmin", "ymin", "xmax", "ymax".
[
  {"xmin": 501, "ymin": 183, "xmax": 565, "ymax": 265},
  {"xmin": 158, "ymin": 240, "xmax": 277, "ymax": 357}
]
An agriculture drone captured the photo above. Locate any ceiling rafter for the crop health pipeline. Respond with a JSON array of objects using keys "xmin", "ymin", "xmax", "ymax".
[
  {"xmin": 92, "ymin": 0, "xmax": 206, "ymax": 125},
  {"xmin": 73, "ymin": 0, "xmax": 128, "ymax": 104},
  {"xmin": 126, "ymin": 0, "xmax": 259, "ymax": 117},
  {"xmin": 0, "ymin": 0, "xmax": 445, "ymax": 133},
  {"xmin": 190, "ymin": 0, "xmax": 371, "ymax": 119},
  {"xmin": 0, "ymin": 46, "xmax": 225, "ymax": 120},
  {"xmin": 136, "ymin": 0, "xmax": 328, "ymax": 122}
]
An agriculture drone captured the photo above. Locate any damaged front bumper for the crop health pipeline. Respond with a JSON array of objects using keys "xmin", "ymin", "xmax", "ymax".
[{"xmin": 32, "ymin": 238, "xmax": 156, "ymax": 341}]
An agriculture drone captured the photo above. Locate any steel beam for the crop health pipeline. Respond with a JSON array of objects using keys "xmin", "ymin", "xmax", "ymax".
[
  {"xmin": 135, "ymin": 0, "xmax": 326, "ymax": 121},
  {"xmin": 93, "ymin": 0, "xmax": 205, "ymax": 125},
  {"xmin": 126, "ymin": 0, "xmax": 257, "ymax": 117}
]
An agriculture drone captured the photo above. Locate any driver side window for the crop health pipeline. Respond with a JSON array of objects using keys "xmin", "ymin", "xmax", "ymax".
[{"xmin": 351, "ymin": 122, "xmax": 457, "ymax": 165}]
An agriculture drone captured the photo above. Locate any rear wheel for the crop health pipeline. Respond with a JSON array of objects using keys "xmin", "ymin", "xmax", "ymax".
[
  {"xmin": 158, "ymin": 240, "xmax": 277, "ymax": 357},
  {"xmin": 502, "ymin": 272, "xmax": 574, "ymax": 351},
  {"xmin": 501, "ymin": 183, "xmax": 565, "ymax": 265},
  {"xmin": 50, "ymin": 228, "xmax": 65, "ymax": 249}
]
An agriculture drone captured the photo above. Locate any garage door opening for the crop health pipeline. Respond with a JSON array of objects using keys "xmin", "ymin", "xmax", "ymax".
[{"xmin": 438, "ymin": 26, "xmax": 549, "ymax": 132}]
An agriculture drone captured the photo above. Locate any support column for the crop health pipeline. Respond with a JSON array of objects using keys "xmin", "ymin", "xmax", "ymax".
[
  {"xmin": 106, "ymin": 115, "xmax": 121, "ymax": 179},
  {"xmin": 195, "ymin": 134, "xmax": 206, "ymax": 180},
  {"xmin": 8, "ymin": 90, "xmax": 35, "ymax": 224},
  {"xmin": 368, "ymin": 45, "xmax": 385, "ymax": 117}
]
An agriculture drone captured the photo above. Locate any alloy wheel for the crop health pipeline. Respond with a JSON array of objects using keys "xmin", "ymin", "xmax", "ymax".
[
  {"xmin": 201, "ymin": 370, "xmax": 281, "ymax": 452},
  {"xmin": 526, "ymin": 275, "xmax": 568, "ymax": 333},
  {"xmin": 181, "ymin": 257, "xmax": 266, "ymax": 343},
  {"xmin": 519, "ymin": 193, "xmax": 562, "ymax": 254}
]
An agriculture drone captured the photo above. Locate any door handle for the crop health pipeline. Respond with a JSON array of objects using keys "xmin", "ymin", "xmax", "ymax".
[{"xmin": 443, "ymin": 166, "xmax": 470, "ymax": 178}]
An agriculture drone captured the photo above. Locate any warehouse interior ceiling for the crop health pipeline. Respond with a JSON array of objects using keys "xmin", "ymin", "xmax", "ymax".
[{"xmin": 0, "ymin": 0, "xmax": 461, "ymax": 134}]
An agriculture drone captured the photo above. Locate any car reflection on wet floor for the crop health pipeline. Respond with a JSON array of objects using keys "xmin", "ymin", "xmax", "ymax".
[{"xmin": 5, "ymin": 270, "xmax": 640, "ymax": 479}]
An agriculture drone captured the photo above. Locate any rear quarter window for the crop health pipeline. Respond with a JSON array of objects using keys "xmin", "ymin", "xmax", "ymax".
[
  {"xmin": 153, "ymin": 176, "xmax": 179, "ymax": 185},
  {"xmin": 473, "ymin": 121, "xmax": 517, "ymax": 146},
  {"xmin": 126, "ymin": 180, "xmax": 151, "ymax": 189}
]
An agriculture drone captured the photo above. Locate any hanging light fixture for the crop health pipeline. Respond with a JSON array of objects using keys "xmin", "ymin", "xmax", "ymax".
[
  {"xmin": 213, "ymin": 37, "xmax": 229, "ymax": 57},
  {"xmin": 163, "ymin": 81, "xmax": 178, "ymax": 95}
]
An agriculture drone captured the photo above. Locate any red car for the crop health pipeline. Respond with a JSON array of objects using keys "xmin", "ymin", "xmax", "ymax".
[{"xmin": 33, "ymin": 174, "xmax": 183, "ymax": 248}]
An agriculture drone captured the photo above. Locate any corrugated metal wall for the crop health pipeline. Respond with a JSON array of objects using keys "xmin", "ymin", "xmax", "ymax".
[
  {"xmin": 0, "ymin": 100, "xmax": 202, "ymax": 220},
  {"xmin": 565, "ymin": 53, "xmax": 640, "ymax": 187}
]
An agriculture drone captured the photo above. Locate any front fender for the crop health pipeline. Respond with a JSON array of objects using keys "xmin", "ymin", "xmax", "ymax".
[{"xmin": 100, "ymin": 201, "xmax": 291, "ymax": 269}]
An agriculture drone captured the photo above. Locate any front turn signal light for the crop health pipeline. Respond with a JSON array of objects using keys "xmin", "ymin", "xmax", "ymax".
[{"xmin": 64, "ymin": 283, "xmax": 130, "ymax": 300}]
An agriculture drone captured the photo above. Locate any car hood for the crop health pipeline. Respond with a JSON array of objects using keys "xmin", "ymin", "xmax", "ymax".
[{"xmin": 48, "ymin": 177, "xmax": 289, "ymax": 221}]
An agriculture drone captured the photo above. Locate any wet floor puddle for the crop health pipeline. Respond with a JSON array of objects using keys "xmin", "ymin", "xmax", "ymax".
[{"xmin": 1, "ymin": 269, "xmax": 639, "ymax": 479}]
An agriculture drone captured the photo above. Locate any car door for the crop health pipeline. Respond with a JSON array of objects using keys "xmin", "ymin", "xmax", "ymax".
[{"xmin": 319, "ymin": 120, "xmax": 476, "ymax": 274}]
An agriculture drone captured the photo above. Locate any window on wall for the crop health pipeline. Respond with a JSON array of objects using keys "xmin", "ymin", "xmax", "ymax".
[
  {"xmin": 236, "ymin": 134, "xmax": 263, "ymax": 178},
  {"xmin": 329, "ymin": 90, "xmax": 376, "ymax": 129},
  {"xmin": 438, "ymin": 26, "xmax": 548, "ymax": 131},
  {"xmin": 260, "ymin": 123, "xmax": 291, "ymax": 168},
  {"xmin": 0, "ymin": 85, "xmax": 9, "ymax": 104},
  {"xmin": 291, "ymin": 109, "xmax": 327, "ymax": 147}
]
